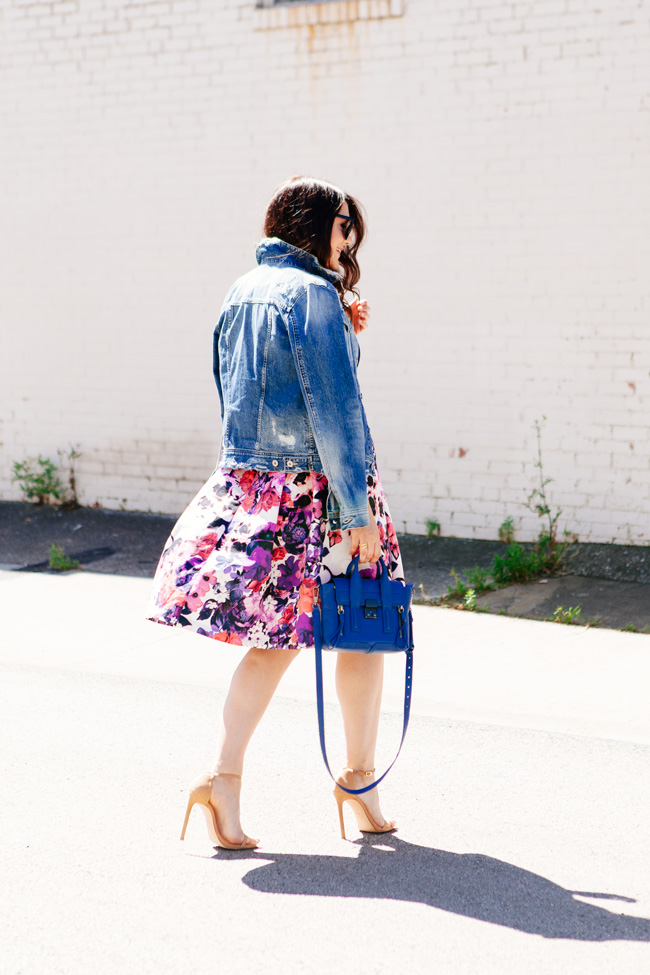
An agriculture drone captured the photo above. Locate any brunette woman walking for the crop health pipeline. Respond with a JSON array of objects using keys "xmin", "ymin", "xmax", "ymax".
[{"xmin": 147, "ymin": 176, "xmax": 405, "ymax": 849}]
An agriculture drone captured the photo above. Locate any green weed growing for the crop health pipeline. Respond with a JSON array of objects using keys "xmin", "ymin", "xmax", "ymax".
[
  {"xmin": 441, "ymin": 417, "xmax": 575, "ymax": 606},
  {"xmin": 12, "ymin": 456, "xmax": 64, "ymax": 505},
  {"xmin": 550, "ymin": 605, "xmax": 582, "ymax": 625},
  {"xmin": 48, "ymin": 544, "xmax": 80, "ymax": 572},
  {"xmin": 12, "ymin": 444, "xmax": 82, "ymax": 508},
  {"xmin": 425, "ymin": 518, "xmax": 441, "ymax": 539}
]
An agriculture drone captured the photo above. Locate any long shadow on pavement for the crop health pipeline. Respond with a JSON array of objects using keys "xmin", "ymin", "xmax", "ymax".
[{"xmin": 215, "ymin": 835, "xmax": 650, "ymax": 942}]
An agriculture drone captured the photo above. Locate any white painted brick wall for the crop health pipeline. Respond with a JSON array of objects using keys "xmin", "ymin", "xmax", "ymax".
[{"xmin": 1, "ymin": 0, "xmax": 649, "ymax": 544}]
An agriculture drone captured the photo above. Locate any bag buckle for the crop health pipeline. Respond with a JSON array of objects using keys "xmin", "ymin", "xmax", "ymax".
[{"xmin": 363, "ymin": 599, "xmax": 378, "ymax": 620}]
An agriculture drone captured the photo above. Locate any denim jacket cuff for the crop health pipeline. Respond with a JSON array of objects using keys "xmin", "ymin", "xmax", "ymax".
[{"xmin": 340, "ymin": 509, "xmax": 370, "ymax": 530}]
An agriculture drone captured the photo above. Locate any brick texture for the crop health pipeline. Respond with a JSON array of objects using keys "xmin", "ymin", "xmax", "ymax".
[{"xmin": 1, "ymin": 0, "xmax": 648, "ymax": 543}]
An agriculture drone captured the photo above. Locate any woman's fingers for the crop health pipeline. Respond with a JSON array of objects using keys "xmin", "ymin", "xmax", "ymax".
[
  {"xmin": 359, "ymin": 541, "xmax": 370, "ymax": 562},
  {"xmin": 356, "ymin": 538, "xmax": 380, "ymax": 564},
  {"xmin": 349, "ymin": 508, "xmax": 381, "ymax": 563},
  {"xmin": 362, "ymin": 538, "xmax": 380, "ymax": 562},
  {"xmin": 350, "ymin": 533, "xmax": 373, "ymax": 561},
  {"xmin": 350, "ymin": 298, "xmax": 370, "ymax": 335}
]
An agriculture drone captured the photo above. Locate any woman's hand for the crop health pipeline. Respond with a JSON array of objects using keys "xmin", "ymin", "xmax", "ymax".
[
  {"xmin": 348, "ymin": 298, "xmax": 370, "ymax": 336},
  {"xmin": 348, "ymin": 503, "xmax": 381, "ymax": 563}
]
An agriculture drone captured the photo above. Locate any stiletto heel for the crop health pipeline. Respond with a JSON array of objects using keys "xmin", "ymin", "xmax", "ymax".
[
  {"xmin": 180, "ymin": 772, "xmax": 259, "ymax": 850},
  {"xmin": 333, "ymin": 768, "xmax": 397, "ymax": 838},
  {"xmin": 180, "ymin": 797, "xmax": 195, "ymax": 842},
  {"xmin": 335, "ymin": 789, "xmax": 347, "ymax": 839}
]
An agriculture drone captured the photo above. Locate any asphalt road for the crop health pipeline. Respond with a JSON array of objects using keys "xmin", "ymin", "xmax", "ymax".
[
  {"xmin": 2, "ymin": 500, "xmax": 650, "ymax": 629},
  {"xmin": 2, "ymin": 666, "xmax": 649, "ymax": 975},
  {"xmin": 1, "ymin": 567, "xmax": 649, "ymax": 974}
]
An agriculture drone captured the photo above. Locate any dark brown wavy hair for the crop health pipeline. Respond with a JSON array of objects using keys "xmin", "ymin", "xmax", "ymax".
[{"xmin": 263, "ymin": 176, "xmax": 365, "ymax": 310}]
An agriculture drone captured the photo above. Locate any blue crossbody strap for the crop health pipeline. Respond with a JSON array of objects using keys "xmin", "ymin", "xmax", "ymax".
[
  {"xmin": 379, "ymin": 558, "xmax": 393, "ymax": 633},
  {"xmin": 313, "ymin": 603, "xmax": 414, "ymax": 796}
]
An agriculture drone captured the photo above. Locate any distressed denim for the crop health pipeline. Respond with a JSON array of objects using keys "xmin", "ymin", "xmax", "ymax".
[{"xmin": 213, "ymin": 238, "xmax": 375, "ymax": 529}]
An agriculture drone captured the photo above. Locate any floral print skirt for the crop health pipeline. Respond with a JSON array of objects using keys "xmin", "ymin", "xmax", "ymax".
[{"xmin": 145, "ymin": 466, "xmax": 403, "ymax": 650}]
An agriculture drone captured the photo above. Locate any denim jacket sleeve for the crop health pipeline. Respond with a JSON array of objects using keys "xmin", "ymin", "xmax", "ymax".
[{"xmin": 286, "ymin": 281, "xmax": 369, "ymax": 530}]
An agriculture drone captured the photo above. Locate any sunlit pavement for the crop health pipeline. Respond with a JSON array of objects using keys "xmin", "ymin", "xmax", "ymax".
[{"xmin": 1, "ymin": 569, "xmax": 649, "ymax": 974}]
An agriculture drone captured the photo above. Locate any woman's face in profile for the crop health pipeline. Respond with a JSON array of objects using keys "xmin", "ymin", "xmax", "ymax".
[{"xmin": 328, "ymin": 202, "xmax": 353, "ymax": 270}]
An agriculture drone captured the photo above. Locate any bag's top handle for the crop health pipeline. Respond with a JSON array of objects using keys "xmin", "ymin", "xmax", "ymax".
[
  {"xmin": 345, "ymin": 556, "xmax": 393, "ymax": 629},
  {"xmin": 345, "ymin": 554, "xmax": 388, "ymax": 578}
]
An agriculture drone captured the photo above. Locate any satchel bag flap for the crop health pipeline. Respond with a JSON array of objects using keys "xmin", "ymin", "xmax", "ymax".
[
  {"xmin": 320, "ymin": 576, "xmax": 414, "ymax": 652},
  {"xmin": 331, "ymin": 575, "xmax": 413, "ymax": 610}
]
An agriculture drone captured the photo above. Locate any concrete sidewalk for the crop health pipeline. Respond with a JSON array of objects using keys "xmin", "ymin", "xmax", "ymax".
[{"xmin": 1, "ymin": 569, "xmax": 649, "ymax": 974}]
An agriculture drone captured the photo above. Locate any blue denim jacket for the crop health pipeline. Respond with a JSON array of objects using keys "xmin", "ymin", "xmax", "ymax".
[{"xmin": 213, "ymin": 237, "xmax": 375, "ymax": 529}]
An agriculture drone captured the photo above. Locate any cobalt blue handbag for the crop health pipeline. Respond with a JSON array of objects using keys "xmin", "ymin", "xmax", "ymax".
[{"xmin": 313, "ymin": 555, "xmax": 415, "ymax": 795}]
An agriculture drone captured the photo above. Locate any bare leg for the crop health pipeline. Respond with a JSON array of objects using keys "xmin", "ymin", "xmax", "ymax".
[
  {"xmin": 335, "ymin": 653, "xmax": 392, "ymax": 826},
  {"xmin": 210, "ymin": 645, "xmax": 300, "ymax": 843}
]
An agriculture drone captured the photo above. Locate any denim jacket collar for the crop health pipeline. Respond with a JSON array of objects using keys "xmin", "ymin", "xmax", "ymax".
[{"xmin": 256, "ymin": 237, "xmax": 342, "ymax": 286}]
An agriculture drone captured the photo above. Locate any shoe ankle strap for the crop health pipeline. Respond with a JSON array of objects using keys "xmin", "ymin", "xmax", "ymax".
[
  {"xmin": 344, "ymin": 767, "xmax": 375, "ymax": 776},
  {"xmin": 211, "ymin": 771, "xmax": 242, "ymax": 779}
]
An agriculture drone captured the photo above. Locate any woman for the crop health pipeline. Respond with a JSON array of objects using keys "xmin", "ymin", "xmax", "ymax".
[{"xmin": 146, "ymin": 176, "xmax": 405, "ymax": 849}]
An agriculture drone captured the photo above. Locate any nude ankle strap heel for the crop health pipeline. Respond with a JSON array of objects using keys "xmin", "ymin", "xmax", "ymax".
[
  {"xmin": 333, "ymin": 768, "xmax": 397, "ymax": 840},
  {"xmin": 180, "ymin": 772, "xmax": 258, "ymax": 850}
]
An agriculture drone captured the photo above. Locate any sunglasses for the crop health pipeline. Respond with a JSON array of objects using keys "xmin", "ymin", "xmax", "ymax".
[{"xmin": 336, "ymin": 213, "xmax": 355, "ymax": 240}]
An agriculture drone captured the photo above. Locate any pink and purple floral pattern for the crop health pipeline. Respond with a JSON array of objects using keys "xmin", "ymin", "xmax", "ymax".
[{"xmin": 146, "ymin": 467, "xmax": 403, "ymax": 650}]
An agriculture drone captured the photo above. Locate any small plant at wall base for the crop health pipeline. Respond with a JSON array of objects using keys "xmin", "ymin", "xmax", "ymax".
[
  {"xmin": 11, "ymin": 445, "xmax": 82, "ymax": 507},
  {"xmin": 12, "ymin": 456, "xmax": 64, "ymax": 505},
  {"xmin": 498, "ymin": 516, "xmax": 515, "ymax": 544},
  {"xmin": 48, "ymin": 544, "xmax": 79, "ymax": 572},
  {"xmin": 491, "ymin": 543, "xmax": 549, "ymax": 585},
  {"xmin": 440, "ymin": 418, "xmax": 577, "ymax": 607},
  {"xmin": 57, "ymin": 444, "xmax": 83, "ymax": 509},
  {"xmin": 494, "ymin": 416, "xmax": 575, "ymax": 581},
  {"xmin": 525, "ymin": 416, "xmax": 569, "ymax": 565},
  {"xmin": 425, "ymin": 518, "xmax": 441, "ymax": 539}
]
